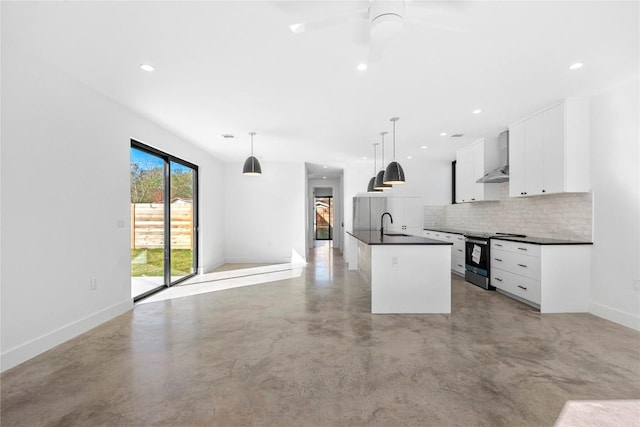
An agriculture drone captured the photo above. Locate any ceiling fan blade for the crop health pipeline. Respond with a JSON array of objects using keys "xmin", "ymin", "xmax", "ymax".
[{"xmin": 289, "ymin": 8, "xmax": 368, "ymax": 34}]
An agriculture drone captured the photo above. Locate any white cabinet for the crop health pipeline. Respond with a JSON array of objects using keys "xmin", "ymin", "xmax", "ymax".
[
  {"xmin": 491, "ymin": 242, "xmax": 542, "ymax": 305},
  {"xmin": 455, "ymin": 146, "xmax": 474, "ymax": 203},
  {"xmin": 490, "ymin": 239, "xmax": 591, "ymax": 313},
  {"xmin": 455, "ymin": 138, "xmax": 500, "ymax": 203},
  {"xmin": 424, "ymin": 229, "xmax": 465, "ymax": 276},
  {"xmin": 386, "ymin": 197, "xmax": 423, "ymax": 236},
  {"xmin": 508, "ymin": 98, "xmax": 590, "ymax": 198}
]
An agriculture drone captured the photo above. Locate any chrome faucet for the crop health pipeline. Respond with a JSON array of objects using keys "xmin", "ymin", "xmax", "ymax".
[{"xmin": 380, "ymin": 212, "xmax": 393, "ymax": 237}]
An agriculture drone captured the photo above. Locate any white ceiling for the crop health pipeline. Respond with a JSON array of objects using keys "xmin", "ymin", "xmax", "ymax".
[{"xmin": 4, "ymin": 1, "xmax": 638, "ymax": 179}]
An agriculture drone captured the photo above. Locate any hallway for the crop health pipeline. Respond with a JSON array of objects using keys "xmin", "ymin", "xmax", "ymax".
[{"xmin": 1, "ymin": 245, "xmax": 639, "ymax": 426}]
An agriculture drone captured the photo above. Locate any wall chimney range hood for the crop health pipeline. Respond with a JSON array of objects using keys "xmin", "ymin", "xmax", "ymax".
[{"xmin": 477, "ymin": 130, "xmax": 509, "ymax": 183}]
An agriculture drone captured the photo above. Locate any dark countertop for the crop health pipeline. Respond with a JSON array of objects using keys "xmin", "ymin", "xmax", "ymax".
[
  {"xmin": 423, "ymin": 227, "xmax": 468, "ymax": 235},
  {"xmin": 424, "ymin": 227, "xmax": 593, "ymax": 245},
  {"xmin": 348, "ymin": 230, "xmax": 452, "ymax": 246},
  {"xmin": 490, "ymin": 236, "xmax": 593, "ymax": 245}
]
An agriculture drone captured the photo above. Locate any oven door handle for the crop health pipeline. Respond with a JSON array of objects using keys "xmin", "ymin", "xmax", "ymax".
[{"xmin": 466, "ymin": 239, "xmax": 488, "ymax": 245}]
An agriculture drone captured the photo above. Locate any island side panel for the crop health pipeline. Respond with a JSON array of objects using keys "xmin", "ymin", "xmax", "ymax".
[
  {"xmin": 371, "ymin": 245, "xmax": 451, "ymax": 314},
  {"xmin": 540, "ymin": 245, "xmax": 591, "ymax": 313},
  {"xmin": 357, "ymin": 239, "xmax": 372, "ymax": 285}
]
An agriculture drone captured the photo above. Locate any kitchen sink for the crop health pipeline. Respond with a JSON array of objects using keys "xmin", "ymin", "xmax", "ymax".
[{"xmin": 384, "ymin": 233, "xmax": 410, "ymax": 237}]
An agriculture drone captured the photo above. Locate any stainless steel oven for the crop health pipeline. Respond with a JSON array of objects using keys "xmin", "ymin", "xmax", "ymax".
[
  {"xmin": 465, "ymin": 234, "xmax": 493, "ymax": 290},
  {"xmin": 465, "ymin": 232, "xmax": 527, "ymax": 290}
]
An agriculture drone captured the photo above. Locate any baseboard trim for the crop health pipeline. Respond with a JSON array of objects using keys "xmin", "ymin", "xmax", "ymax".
[
  {"xmin": 200, "ymin": 257, "xmax": 225, "ymax": 274},
  {"xmin": 1, "ymin": 299, "xmax": 133, "ymax": 372},
  {"xmin": 224, "ymin": 256, "xmax": 291, "ymax": 264},
  {"xmin": 590, "ymin": 302, "xmax": 640, "ymax": 331}
]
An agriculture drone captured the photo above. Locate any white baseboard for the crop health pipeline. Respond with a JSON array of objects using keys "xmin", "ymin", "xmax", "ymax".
[
  {"xmin": 1, "ymin": 300, "xmax": 132, "ymax": 372},
  {"xmin": 590, "ymin": 302, "xmax": 640, "ymax": 331},
  {"xmin": 199, "ymin": 257, "xmax": 225, "ymax": 274},
  {"xmin": 224, "ymin": 256, "xmax": 291, "ymax": 264}
]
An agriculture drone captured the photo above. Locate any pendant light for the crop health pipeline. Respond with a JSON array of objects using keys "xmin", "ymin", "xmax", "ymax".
[
  {"xmin": 374, "ymin": 131, "xmax": 392, "ymax": 190},
  {"xmin": 242, "ymin": 131, "xmax": 262, "ymax": 176},
  {"xmin": 384, "ymin": 117, "xmax": 406, "ymax": 184},
  {"xmin": 367, "ymin": 143, "xmax": 382, "ymax": 193}
]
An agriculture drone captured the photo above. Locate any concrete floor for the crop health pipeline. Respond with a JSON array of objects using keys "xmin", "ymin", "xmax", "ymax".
[{"xmin": 2, "ymin": 243, "xmax": 639, "ymax": 426}]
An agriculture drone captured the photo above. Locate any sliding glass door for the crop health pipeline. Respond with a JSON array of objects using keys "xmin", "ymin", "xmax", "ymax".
[{"xmin": 130, "ymin": 141, "xmax": 198, "ymax": 301}]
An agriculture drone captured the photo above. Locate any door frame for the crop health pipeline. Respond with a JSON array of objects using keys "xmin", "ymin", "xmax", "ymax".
[
  {"xmin": 314, "ymin": 195, "xmax": 333, "ymax": 241},
  {"xmin": 131, "ymin": 140, "xmax": 199, "ymax": 302}
]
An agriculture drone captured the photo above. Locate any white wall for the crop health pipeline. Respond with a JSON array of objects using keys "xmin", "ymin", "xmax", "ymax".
[
  {"xmin": 223, "ymin": 162, "xmax": 306, "ymax": 264},
  {"xmin": 589, "ymin": 77, "xmax": 640, "ymax": 330},
  {"xmin": 342, "ymin": 161, "xmax": 372, "ymax": 268},
  {"xmin": 0, "ymin": 44, "xmax": 225, "ymax": 370}
]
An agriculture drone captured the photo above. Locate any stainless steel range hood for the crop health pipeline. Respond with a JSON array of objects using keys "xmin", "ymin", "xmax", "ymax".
[{"xmin": 477, "ymin": 130, "xmax": 509, "ymax": 183}]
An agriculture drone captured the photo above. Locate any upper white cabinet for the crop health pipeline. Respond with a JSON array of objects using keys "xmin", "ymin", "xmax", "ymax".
[
  {"xmin": 508, "ymin": 98, "xmax": 590, "ymax": 198},
  {"xmin": 455, "ymin": 138, "xmax": 500, "ymax": 203}
]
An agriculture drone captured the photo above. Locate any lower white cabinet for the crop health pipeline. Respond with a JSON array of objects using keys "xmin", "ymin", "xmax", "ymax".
[
  {"xmin": 424, "ymin": 230, "xmax": 465, "ymax": 276},
  {"xmin": 490, "ymin": 239, "xmax": 591, "ymax": 313}
]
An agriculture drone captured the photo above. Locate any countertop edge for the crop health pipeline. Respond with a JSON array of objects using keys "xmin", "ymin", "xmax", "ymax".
[
  {"xmin": 491, "ymin": 237, "xmax": 594, "ymax": 245},
  {"xmin": 348, "ymin": 231, "xmax": 453, "ymax": 246}
]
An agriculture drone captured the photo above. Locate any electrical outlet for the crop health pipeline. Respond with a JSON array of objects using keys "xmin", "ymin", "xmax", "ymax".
[
  {"xmin": 633, "ymin": 279, "xmax": 640, "ymax": 292},
  {"xmin": 90, "ymin": 278, "xmax": 97, "ymax": 291},
  {"xmin": 391, "ymin": 256, "xmax": 399, "ymax": 267},
  {"xmin": 117, "ymin": 219, "xmax": 125, "ymax": 228}
]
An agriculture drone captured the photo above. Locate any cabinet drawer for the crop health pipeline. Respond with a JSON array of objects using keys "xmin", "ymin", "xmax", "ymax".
[
  {"xmin": 452, "ymin": 255, "xmax": 465, "ymax": 275},
  {"xmin": 431, "ymin": 231, "xmax": 444, "ymax": 240},
  {"xmin": 491, "ymin": 239, "xmax": 540, "ymax": 257},
  {"xmin": 491, "ymin": 248, "xmax": 541, "ymax": 280},
  {"xmin": 441, "ymin": 232, "xmax": 457, "ymax": 242},
  {"xmin": 453, "ymin": 245, "xmax": 465, "ymax": 258},
  {"xmin": 491, "ymin": 268, "xmax": 541, "ymax": 305}
]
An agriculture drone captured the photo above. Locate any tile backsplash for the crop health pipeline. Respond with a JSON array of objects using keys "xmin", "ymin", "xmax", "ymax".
[{"xmin": 423, "ymin": 183, "xmax": 592, "ymax": 241}]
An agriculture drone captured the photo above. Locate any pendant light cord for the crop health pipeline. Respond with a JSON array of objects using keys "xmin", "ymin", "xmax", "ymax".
[
  {"xmin": 249, "ymin": 131, "xmax": 256, "ymax": 156},
  {"xmin": 373, "ymin": 143, "xmax": 379, "ymax": 175},
  {"xmin": 380, "ymin": 132, "xmax": 387, "ymax": 168},
  {"xmin": 390, "ymin": 118, "xmax": 399, "ymax": 161}
]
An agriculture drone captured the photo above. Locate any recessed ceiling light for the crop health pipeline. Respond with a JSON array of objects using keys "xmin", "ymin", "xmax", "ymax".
[
  {"xmin": 140, "ymin": 64, "xmax": 155, "ymax": 72},
  {"xmin": 222, "ymin": 134, "xmax": 235, "ymax": 139},
  {"xmin": 289, "ymin": 23, "xmax": 305, "ymax": 34},
  {"xmin": 473, "ymin": 109, "xmax": 482, "ymax": 115},
  {"xmin": 407, "ymin": 156, "xmax": 412, "ymax": 159},
  {"xmin": 322, "ymin": 176, "xmax": 327, "ymax": 179},
  {"xmin": 323, "ymin": 165, "xmax": 328, "ymax": 169},
  {"xmin": 439, "ymin": 132, "xmax": 447, "ymax": 136},
  {"xmin": 357, "ymin": 63, "xmax": 368, "ymax": 71},
  {"xmin": 569, "ymin": 62, "xmax": 584, "ymax": 70},
  {"xmin": 421, "ymin": 145, "xmax": 428, "ymax": 149},
  {"xmin": 362, "ymin": 156, "xmax": 368, "ymax": 160}
]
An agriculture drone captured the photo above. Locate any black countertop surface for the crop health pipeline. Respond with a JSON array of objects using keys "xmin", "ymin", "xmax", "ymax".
[
  {"xmin": 490, "ymin": 236, "xmax": 593, "ymax": 245},
  {"xmin": 423, "ymin": 227, "xmax": 593, "ymax": 245},
  {"xmin": 348, "ymin": 230, "xmax": 452, "ymax": 246},
  {"xmin": 423, "ymin": 227, "xmax": 467, "ymax": 235}
]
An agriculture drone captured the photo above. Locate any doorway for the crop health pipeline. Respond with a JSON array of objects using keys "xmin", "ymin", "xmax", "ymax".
[
  {"xmin": 314, "ymin": 196, "xmax": 333, "ymax": 241},
  {"xmin": 130, "ymin": 141, "xmax": 198, "ymax": 301}
]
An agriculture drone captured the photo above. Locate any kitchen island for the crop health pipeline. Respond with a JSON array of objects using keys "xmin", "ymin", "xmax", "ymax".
[{"xmin": 347, "ymin": 230, "xmax": 453, "ymax": 314}]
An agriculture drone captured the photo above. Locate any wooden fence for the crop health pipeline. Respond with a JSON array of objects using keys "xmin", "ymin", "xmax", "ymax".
[{"xmin": 131, "ymin": 203, "xmax": 193, "ymax": 250}]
